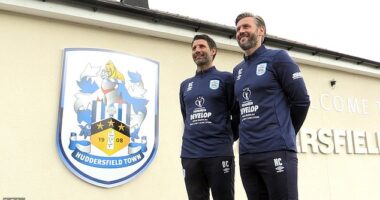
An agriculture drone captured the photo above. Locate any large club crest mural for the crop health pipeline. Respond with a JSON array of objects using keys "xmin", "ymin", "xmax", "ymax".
[{"xmin": 56, "ymin": 48, "xmax": 159, "ymax": 188}]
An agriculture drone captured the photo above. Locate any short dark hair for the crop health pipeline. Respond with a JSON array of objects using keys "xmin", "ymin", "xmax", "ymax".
[
  {"xmin": 235, "ymin": 12, "xmax": 266, "ymax": 36},
  {"xmin": 191, "ymin": 34, "xmax": 217, "ymax": 59}
]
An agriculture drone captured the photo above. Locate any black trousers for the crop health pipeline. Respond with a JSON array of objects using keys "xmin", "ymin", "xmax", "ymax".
[
  {"xmin": 240, "ymin": 151, "xmax": 298, "ymax": 200},
  {"xmin": 181, "ymin": 156, "xmax": 235, "ymax": 200}
]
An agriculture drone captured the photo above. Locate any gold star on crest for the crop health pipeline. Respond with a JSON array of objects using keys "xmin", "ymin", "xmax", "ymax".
[
  {"xmin": 118, "ymin": 123, "xmax": 125, "ymax": 131},
  {"xmin": 108, "ymin": 119, "xmax": 115, "ymax": 127},
  {"xmin": 97, "ymin": 122, "xmax": 104, "ymax": 130}
]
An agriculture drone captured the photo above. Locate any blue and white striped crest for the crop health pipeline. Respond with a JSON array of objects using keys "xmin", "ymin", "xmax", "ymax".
[
  {"xmin": 91, "ymin": 101, "xmax": 131, "ymax": 125},
  {"xmin": 57, "ymin": 48, "xmax": 159, "ymax": 188}
]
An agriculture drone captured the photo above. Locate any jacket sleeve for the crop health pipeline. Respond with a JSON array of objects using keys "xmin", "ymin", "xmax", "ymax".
[
  {"xmin": 273, "ymin": 50, "xmax": 310, "ymax": 134},
  {"xmin": 226, "ymin": 73, "xmax": 240, "ymax": 141},
  {"xmin": 179, "ymin": 83, "xmax": 186, "ymax": 123},
  {"xmin": 231, "ymin": 100, "xmax": 240, "ymax": 141}
]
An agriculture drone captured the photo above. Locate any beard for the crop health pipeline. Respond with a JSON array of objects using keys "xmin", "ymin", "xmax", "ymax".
[
  {"xmin": 193, "ymin": 53, "xmax": 211, "ymax": 66},
  {"xmin": 238, "ymin": 31, "xmax": 258, "ymax": 51}
]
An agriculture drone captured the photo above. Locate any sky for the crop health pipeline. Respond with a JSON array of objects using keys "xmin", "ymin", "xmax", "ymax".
[{"xmin": 150, "ymin": 0, "xmax": 380, "ymax": 63}]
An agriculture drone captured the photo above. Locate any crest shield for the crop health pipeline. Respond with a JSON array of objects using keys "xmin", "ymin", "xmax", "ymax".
[
  {"xmin": 256, "ymin": 63, "xmax": 267, "ymax": 76},
  {"xmin": 209, "ymin": 80, "xmax": 220, "ymax": 90},
  {"xmin": 57, "ymin": 48, "xmax": 159, "ymax": 188}
]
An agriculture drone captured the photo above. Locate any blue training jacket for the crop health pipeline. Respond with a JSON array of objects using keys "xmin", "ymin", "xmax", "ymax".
[
  {"xmin": 179, "ymin": 66, "xmax": 239, "ymax": 158},
  {"xmin": 233, "ymin": 45, "xmax": 310, "ymax": 154}
]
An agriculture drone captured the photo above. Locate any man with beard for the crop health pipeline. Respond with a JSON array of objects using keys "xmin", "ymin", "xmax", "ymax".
[
  {"xmin": 179, "ymin": 34, "xmax": 239, "ymax": 200},
  {"xmin": 233, "ymin": 12, "xmax": 310, "ymax": 200}
]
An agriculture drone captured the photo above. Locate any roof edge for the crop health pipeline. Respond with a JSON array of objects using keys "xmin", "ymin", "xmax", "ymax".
[
  {"xmin": 1, "ymin": 0, "xmax": 379, "ymax": 70},
  {"xmin": 65, "ymin": 0, "xmax": 380, "ymax": 69}
]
